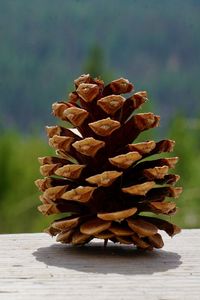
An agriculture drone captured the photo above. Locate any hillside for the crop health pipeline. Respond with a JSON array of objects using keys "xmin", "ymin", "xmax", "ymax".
[{"xmin": 0, "ymin": 0, "xmax": 200, "ymax": 131}]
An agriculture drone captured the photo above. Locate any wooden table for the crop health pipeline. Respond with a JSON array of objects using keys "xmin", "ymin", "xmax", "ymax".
[{"xmin": 0, "ymin": 230, "xmax": 199, "ymax": 300}]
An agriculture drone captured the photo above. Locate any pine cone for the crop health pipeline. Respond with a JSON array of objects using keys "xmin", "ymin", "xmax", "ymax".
[{"xmin": 35, "ymin": 74, "xmax": 182, "ymax": 250}]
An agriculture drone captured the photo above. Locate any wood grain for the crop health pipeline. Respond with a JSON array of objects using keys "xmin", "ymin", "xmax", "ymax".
[{"xmin": 0, "ymin": 230, "xmax": 200, "ymax": 300}]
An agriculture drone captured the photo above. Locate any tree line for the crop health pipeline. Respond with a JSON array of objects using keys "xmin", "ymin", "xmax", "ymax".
[{"xmin": 0, "ymin": 0, "xmax": 200, "ymax": 131}]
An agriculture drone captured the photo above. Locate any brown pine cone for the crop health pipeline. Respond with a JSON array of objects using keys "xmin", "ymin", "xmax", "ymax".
[{"xmin": 35, "ymin": 74, "xmax": 182, "ymax": 250}]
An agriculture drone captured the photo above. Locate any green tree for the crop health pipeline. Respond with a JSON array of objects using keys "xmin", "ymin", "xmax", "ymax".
[{"xmin": 83, "ymin": 44, "xmax": 113, "ymax": 83}]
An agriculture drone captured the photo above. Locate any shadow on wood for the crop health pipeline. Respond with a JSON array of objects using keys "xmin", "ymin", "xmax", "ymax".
[{"xmin": 33, "ymin": 241, "xmax": 182, "ymax": 275}]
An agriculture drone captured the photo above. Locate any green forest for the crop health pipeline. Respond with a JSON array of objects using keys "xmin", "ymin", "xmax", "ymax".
[
  {"xmin": 1, "ymin": 0, "xmax": 200, "ymax": 130},
  {"xmin": 0, "ymin": 0, "xmax": 200, "ymax": 233}
]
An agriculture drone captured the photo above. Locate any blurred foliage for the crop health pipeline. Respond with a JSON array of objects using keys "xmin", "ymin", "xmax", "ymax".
[
  {"xmin": 0, "ymin": 114, "xmax": 200, "ymax": 233},
  {"xmin": 167, "ymin": 116, "xmax": 200, "ymax": 228},
  {"xmin": 0, "ymin": 0, "xmax": 200, "ymax": 131},
  {"xmin": 0, "ymin": 131, "xmax": 55, "ymax": 233}
]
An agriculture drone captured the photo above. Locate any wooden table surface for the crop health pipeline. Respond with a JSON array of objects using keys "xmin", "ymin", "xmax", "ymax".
[{"xmin": 0, "ymin": 230, "xmax": 200, "ymax": 300}]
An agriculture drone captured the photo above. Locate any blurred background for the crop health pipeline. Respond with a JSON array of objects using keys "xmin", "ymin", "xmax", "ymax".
[{"xmin": 0, "ymin": 0, "xmax": 200, "ymax": 233}]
